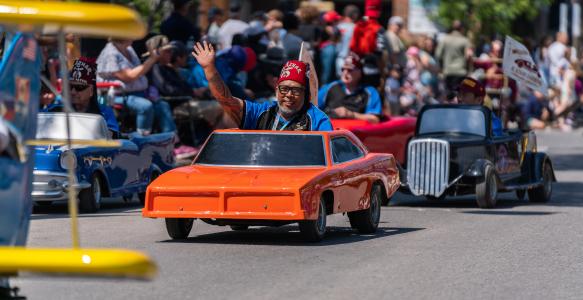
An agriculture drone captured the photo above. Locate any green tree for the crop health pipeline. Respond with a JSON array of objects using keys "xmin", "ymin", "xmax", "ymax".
[
  {"xmin": 112, "ymin": 0, "xmax": 172, "ymax": 32},
  {"xmin": 427, "ymin": 0, "xmax": 553, "ymax": 42}
]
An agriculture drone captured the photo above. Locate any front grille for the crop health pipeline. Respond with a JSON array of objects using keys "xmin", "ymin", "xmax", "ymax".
[{"xmin": 407, "ymin": 139, "xmax": 450, "ymax": 197}]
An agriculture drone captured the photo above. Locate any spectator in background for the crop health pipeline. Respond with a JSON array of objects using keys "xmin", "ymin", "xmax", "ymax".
[
  {"xmin": 386, "ymin": 16, "xmax": 407, "ymax": 70},
  {"xmin": 384, "ymin": 64, "xmax": 402, "ymax": 116},
  {"xmin": 217, "ymin": 3, "xmax": 249, "ymax": 50},
  {"xmin": 349, "ymin": 0, "xmax": 388, "ymax": 68},
  {"xmin": 244, "ymin": 12, "xmax": 270, "ymax": 56},
  {"xmin": 297, "ymin": 5, "xmax": 322, "ymax": 54},
  {"xmin": 336, "ymin": 5, "xmax": 360, "ymax": 77},
  {"xmin": 206, "ymin": 7, "xmax": 225, "ymax": 46},
  {"xmin": 160, "ymin": 0, "xmax": 200, "ymax": 45},
  {"xmin": 281, "ymin": 12, "xmax": 304, "ymax": 59},
  {"xmin": 534, "ymin": 35, "xmax": 553, "ymax": 85},
  {"xmin": 521, "ymin": 90, "xmax": 551, "ymax": 130},
  {"xmin": 265, "ymin": 9, "xmax": 285, "ymax": 47},
  {"xmin": 548, "ymin": 32, "xmax": 571, "ymax": 88},
  {"xmin": 146, "ymin": 35, "xmax": 192, "ymax": 99},
  {"xmin": 318, "ymin": 53, "xmax": 382, "ymax": 123},
  {"xmin": 419, "ymin": 36, "xmax": 439, "ymax": 97},
  {"xmin": 435, "ymin": 20, "xmax": 473, "ymax": 100},
  {"xmin": 319, "ymin": 10, "xmax": 342, "ymax": 85},
  {"xmin": 96, "ymin": 38, "xmax": 175, "ymax": 135}
]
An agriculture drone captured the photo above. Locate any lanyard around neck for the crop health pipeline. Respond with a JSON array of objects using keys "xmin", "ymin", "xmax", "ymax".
[{"xmin": 271, "ymin": 112, "xmax": 293, "ymax": 131}]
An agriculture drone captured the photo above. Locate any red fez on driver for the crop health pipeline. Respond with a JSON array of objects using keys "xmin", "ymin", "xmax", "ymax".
[
  {"xmin": 277, "ymin": 60, "xmax": 307, "ymax": 86},
  {"xmin": 458, "ymin": 77, "xmax": 485, "ymax": 97},
  {"xmin": 70, "ymin": 57, "xmax": 96, "ymax": 86}
]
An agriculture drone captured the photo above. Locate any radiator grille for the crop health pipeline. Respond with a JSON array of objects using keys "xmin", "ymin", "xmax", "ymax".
[{"xmin": 407, "ymin": 139, "xmax": 450, "ymax": 197}]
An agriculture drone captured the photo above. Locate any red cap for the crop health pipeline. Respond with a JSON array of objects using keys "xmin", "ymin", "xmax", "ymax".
[
  {"xmin": 277, "ymin": 60, "xmax": 307, "ymax": 86},
  {"xmin": 342, "ymin": 52, "xmax": 362, "ymax": 70},
  {"xmin": 323, "ymin": 10, "xmax": 341, "ymax": 24},
  {"xmin": 458, "ymin": 77, "xmax": 485, "ymax": 97},
  {"xmin": 365, "ymin": 0, "xmax": 381, "ymax": 19}
]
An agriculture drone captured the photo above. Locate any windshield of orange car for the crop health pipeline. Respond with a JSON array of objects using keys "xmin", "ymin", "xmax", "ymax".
[{"xmin": 195, "ymin": 132, "xmax": 327, "ymax": 166}]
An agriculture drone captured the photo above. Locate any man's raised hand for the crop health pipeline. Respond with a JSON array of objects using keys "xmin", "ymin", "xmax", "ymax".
[{"xmin": 192, "ymin": 41, "xmax": 215, "ymax": 69}]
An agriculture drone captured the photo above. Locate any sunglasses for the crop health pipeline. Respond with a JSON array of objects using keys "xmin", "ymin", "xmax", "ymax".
[
  {"xmin": 71, "ymin": 84, "xmax": 89, "ymax": 92},
  {"xmin": 278, "ymin": 85, "xmax": 304, "ymax": 96}
]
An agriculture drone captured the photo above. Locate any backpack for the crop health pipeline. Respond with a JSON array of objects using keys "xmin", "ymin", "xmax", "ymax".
[{"xmin": 349, "ymin": 20, "xmax": 382, "ymax": 56}]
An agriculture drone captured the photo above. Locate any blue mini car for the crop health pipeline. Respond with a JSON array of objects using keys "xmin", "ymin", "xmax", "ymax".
[{"xmin": 32, "ymin": 113, "xmax": 175, "ymax": 212}]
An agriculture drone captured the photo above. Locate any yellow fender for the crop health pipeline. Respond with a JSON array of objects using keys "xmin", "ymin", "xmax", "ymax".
[{"xmin": 0, "ymin": 247, "xmax": 157, "ymax": 280}]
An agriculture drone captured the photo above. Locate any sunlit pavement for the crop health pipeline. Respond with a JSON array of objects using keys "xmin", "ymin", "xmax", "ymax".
[{"xmin": 14, "ymin": 129, "xmax": 583, "ymax": 299}]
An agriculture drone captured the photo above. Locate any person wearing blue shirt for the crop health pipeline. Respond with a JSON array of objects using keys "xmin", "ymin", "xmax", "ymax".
[
  {"xmin": 318, "ymin": 53, "xmax": 382, "ymax": 123},
  {"xmin": 456, "ymin": 77, "xmax": 503, "ymax": 136},
  {"xmin": 45, "ymin": 58, "xmax": 120, "ymax": 136},
  {"xmin": 191, "ymin": 41, "xmax": 332, "ymax": 131}
]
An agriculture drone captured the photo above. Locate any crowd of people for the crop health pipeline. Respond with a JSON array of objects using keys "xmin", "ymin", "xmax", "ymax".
[{"xmin": 35, "ymin": 0, "xmax": 583, "ymax": 160}]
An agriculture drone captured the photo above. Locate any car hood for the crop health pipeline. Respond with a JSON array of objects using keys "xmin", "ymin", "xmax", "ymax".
[{"xmin": 151, "ymin": 165, "xmax": 327, "ymax": 192}]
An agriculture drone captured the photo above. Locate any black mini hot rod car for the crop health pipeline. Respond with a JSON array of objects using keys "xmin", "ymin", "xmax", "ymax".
[{"xmin": 401, "ymin": 104, "xmax": 555, "ymax": 208}]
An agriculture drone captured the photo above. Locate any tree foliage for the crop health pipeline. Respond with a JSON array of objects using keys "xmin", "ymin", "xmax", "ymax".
[
  {"xmin": 112, "ymin": 0, "xmax": 172, "ymax": 32},
  {"xmin": 426, "ymin": 0, "xmax": 553, "ymax": 41}
]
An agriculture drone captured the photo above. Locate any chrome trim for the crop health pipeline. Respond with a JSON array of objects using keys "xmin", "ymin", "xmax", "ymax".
[
  {"xmin": 31, "ymin": 170, "xmax": 87, "ymax": 201},
  {"xmin": 407, "ymin": 138, "xmax": 450, "ymax": 197}
]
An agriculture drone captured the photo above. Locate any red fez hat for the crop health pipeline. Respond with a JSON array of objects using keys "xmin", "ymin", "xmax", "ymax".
[
  {"xmin": 365, "ymin": 0, "xmax": 381, "ymax": 19},
  {"xmin": 458, "ymin": 77, "xmax": 485, "ymax": 97},
  {"xmin": 70, "ymin": 57, "xmax": 96, "ymax": 86},
  {"xmin": 277, "ymin": 60, "xmax": 307, "ymax": 86}
]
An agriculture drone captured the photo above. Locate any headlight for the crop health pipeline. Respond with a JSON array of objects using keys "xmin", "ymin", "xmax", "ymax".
[{"xmin": 60, "ymin": 150, "xmax": 77, "ymax": 170}]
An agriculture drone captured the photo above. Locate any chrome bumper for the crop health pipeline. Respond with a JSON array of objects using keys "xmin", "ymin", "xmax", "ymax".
[{"xmin": 32, "ymin": 170, "xmax": 91, "ymax": 201}]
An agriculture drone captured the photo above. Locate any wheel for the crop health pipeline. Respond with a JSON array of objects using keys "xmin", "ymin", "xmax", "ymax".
[
  {"xmin": 230, "ymin": 225, "xmax": 249, "ymax": 231},
  {"xmin": 139, "ymin": 171, "xmax": 160, "ymax": 206},
  {"xmin": 348, "ymin": 184, "xmax": 382, "ymax": 233},
  {"xmin": 381, "ymin": 195, "xmax": 391, "ymax": 206},
  {"xmin": 476, "ymin": 165, "xmax": 498, "ymax": 208},
  {"xmin": 299, "ymin": 197, "xmax": 327, "ymax": 242},
  {"xmin": 528, "ymin": 161, "xmax": 553, "ymax": 203},
  {"xmin": 79, "ymin": 174, "xmax": 102, "ymax": 213},
  {"xmin": 516, "ymin": 189, "xmax": 526, "ymax": 201},
  {"xmin": 165, "ymin": 218, "xmax": 194, "ymax": 239}
]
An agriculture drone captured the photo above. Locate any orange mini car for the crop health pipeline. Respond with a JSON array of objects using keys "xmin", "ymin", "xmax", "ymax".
[{"xmin": 142, "ymin": 129, "xmax": 399, "ymax": 242}]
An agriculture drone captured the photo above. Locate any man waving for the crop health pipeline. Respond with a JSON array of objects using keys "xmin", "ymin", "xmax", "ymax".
[{"xmin": 192, "ymin": 42, "xmax": 332, "ymax": 131}]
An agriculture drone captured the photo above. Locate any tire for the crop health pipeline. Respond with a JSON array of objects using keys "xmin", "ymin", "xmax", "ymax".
[
  {"xmin": 230, "ymin": 225, "xmax": 249, "ymax": 231},
  {"xmin": 348, "ymin": 184, "xmax": 382, "ymax": 233},
  {"xmin": 139, "ymin": 171, "xmax": 160, "ymax": 206},
  {"xmin": 299, "ymin": 197, "xmax": 327, "ymax": 242},
  {"xmin": 381, "ymin": 195, "xmax": 391, "ymax": 206},
  {"xmin": 516, "ymin": 189, "xmax": 526, "ymax": 201},
  {"xmin": 476, "ymin": 165, "xmax": 498, "ymax": 208},
  {"xmin": 528, "ymin": 161, "xmax": 553, "ymax": 203},
  {"xmin": 165, "ymin": 218, "xmax": 194, "ymax": 240},
  {"xmin": 79, "ymin": 174, "xmax": 102, "ymax": 213}
]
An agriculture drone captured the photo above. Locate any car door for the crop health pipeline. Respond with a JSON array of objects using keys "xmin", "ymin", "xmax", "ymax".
[
  {"xmin": 330, "ymin": 137, "xmax": 367, "ymax": 213},
  {"xmin": 491, "ymin": 131, "xmax": 522, "ymax": 180}
]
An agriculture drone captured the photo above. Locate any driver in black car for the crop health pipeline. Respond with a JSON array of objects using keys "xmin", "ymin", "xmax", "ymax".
[
  {"xmin": 455, "ymin": 77, "xmax": 504, "ymax": 136},
  {"xmin": 317, "ymin": 53, "xmax": 382, "ymax": 123}
]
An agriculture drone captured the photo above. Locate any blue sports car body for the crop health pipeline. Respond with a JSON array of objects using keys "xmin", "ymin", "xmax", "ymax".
[{"xmin": 32, "ymin": 113, "xmax": 175, "ymax": 212}]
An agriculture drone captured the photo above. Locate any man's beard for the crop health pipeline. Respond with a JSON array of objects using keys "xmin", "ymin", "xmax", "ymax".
[{"xmin": 278, "ymin": 103, "xmax": 301, "ymax": 118}]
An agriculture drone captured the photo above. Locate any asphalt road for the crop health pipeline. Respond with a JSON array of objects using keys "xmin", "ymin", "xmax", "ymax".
[{"xmin": 13, "ymin": 129, "xmax": 583, "ymax": 300}]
